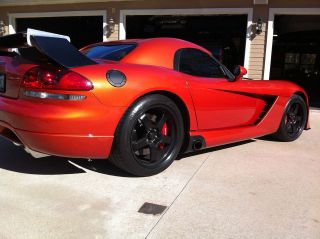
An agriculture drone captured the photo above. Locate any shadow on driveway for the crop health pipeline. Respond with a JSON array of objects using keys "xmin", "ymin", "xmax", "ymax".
[
  {"xmin": 0, "ymin": 140, "xmax": 85, "ymax": 175},
  {"xmin": 0, "ymin": 138, "xmax": 132, "ymax": 177},
  {"xmin": 0, "ymin": 138, "xmax": 256, "ymax": 176}
]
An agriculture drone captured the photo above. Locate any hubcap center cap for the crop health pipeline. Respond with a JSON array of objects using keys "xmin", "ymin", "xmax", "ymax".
[
  {"xmin": 289, "ymin": 113, "xmax": 297, "ymax": 123},
  {"xmin": 147, "ymin": 129, "xmax": 162, "ymax": 144}
]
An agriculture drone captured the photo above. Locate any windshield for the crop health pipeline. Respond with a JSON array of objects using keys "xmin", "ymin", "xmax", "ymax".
[{"xmin": 82, "ymin": 44, "xmax": 136, "ymax": 61}]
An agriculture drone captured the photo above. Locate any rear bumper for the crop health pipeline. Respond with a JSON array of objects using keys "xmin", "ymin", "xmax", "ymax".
[
  {"xmin": 17, "ymin": 128, "xmax": 114, "ymax": 158},
  {"xmin": 0, "ymin": 121, "xmax": 114, "ymax": 158},
  {"xmin": 0, "ymin": 94, "xmax": 125, "ymax": 158}
]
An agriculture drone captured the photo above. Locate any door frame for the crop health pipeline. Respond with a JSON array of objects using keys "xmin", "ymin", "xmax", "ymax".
[
  {"xmin": 263, "ymin": 8, "xmax": 320, "ymax": 80},
  {"xmin": 8, "ymin": 10, "xmax": 108, "ymax": 41},
  {"xmin": 119, "ymin": 8, "xmax": 253, "ymax": 71}
]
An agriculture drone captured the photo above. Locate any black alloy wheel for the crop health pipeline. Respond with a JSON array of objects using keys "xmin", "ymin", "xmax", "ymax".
[
  {"xmin": 273, "ymin": 94, "xmax": 307, "ymax": 142},
  {"xmin": 131, "ymin": 108, "xmax": 176, "ymax": 167},
  {"xmin": 284, "ymin": 103, "xmax": 304, "ymax": 138},
  {"xmin": 110, "ymin": 94, "xmax": 184, "ymax": 176}
]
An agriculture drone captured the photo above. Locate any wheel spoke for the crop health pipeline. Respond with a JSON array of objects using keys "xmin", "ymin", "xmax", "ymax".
[
  {"xmin": 140, "ymin": 114, "xmax": 154, "ymax": 130},
  {"xmin": 286, "ymin": 122, "xmax": 294, "ymax": 133},
  {"xmin": 156, "ymin": 113, "xmax": 167, "ymax": 130},
  {"xmin": 162, "ymin": 136, "xmax": 172, "ymax": 145},
  {"xmin": 138, "ymin": 149, "xmax": 144, "ymax": 156},
  {"xmin": 292, "ymin": 122, "xmax": 300, "ymax": 133},
  {"xmin": 132, "ymin": 137, "xmax": 148, "ymax": 151},
  {"xmin": 131, "ymin": 129, "xmax": 138, "ymax": 141},
  {"xmin": 150, "ymin": 146, "xmax": 163, "ymax": 163},
  {"xmin": 296, "ymin": 116, "xmax": 302, "ymax": 122},
  {"xmin": 291, "ymin": 104, "xmax": 299, "ymax": 115}
]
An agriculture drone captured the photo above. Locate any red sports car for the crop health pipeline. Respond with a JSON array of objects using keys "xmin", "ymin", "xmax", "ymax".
[{"xmin": 0, "ymin": 29, "xmax": 309, "ymax": 176}]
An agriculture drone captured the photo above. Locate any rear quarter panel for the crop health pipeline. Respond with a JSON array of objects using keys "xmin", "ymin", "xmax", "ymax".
[{"xmin": 72, "ymin": 63, "xmax": 198, "ymax": 131}]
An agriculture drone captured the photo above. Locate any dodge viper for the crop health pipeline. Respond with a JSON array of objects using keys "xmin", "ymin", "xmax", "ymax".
[{"xmin": 0, "ymin": 29, "xmax": 309, "ymax": 176}]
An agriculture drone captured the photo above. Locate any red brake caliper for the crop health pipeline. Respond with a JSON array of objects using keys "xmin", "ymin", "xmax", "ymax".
[{"xmin": 159, "ymin": 123, "xmax": 168, "ymax": 150}]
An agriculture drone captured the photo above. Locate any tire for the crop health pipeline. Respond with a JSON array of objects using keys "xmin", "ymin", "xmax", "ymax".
[
  {"xmin": 272, "ymin": 94, "xmax": 307, "ymax": 142},
  {"xmin": 109, "ymin": 94, "xmax": 184, "ymax": 176}
]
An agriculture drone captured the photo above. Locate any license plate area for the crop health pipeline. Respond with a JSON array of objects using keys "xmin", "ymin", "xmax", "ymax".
[{"xmin": 0, "ymin": 73, "xmax": 6, "ymax": 93}]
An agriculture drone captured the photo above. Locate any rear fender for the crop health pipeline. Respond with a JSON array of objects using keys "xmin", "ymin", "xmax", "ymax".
[{"xmin": 72, "ymin": 63, "xmax": 198, "ymax": 131}]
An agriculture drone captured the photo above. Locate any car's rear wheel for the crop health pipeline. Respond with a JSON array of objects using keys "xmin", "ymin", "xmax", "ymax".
[
  {"xmin": 272, "ymin": 94, "xmax": 307, "ymax": 142},
  {"xmin": 109, "ymin": 94, "xmax": 184, "ymax": 176}
]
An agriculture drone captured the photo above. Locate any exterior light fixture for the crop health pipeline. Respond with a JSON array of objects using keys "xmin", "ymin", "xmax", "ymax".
[
  {"xmin": 256, "ymin": 18, "xmax": 263, "ymax": 35},
  {"xmin": 109, "ymin": 17, "xmax": 115, "ymax": 34},
  {"xmin": 0, "ymin": 20, "xmax": 5, "ymax": 36}
]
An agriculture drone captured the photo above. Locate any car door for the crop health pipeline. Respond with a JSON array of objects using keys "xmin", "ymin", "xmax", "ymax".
[{"xmin": 176, "ymin": 48, "xmax": 265, "ymax": 130}]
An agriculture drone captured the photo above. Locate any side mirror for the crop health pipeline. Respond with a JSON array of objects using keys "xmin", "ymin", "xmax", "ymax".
[{"xmin": 233, "ymin": 65, "xmax": 247, "ymax": 81}]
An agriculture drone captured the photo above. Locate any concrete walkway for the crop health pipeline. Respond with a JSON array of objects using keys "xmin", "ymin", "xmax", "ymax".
[{"xmin": 0, "ymin": 112, "xmax": 319, "ymax": 239}]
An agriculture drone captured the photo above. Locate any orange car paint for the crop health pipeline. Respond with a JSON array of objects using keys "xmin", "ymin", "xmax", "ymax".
[{"xmin": 0, "ymin": 38, "xmax": 309, "ymax": 158}]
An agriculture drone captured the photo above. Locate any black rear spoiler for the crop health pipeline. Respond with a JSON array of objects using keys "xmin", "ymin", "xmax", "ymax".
[{"xmin": 0, "ymin": 28, "xmax": 96, "ymax": 68}]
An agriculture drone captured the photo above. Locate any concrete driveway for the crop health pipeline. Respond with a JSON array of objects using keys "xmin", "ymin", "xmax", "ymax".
[{"xmin": 0, "ymin": 112, "xmax": 319, "ymax": 239}]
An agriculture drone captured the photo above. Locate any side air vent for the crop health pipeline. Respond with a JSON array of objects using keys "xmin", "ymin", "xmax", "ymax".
[{"xmin": 254, "ymin": 96, "xmax": 277, "ymax": 125}]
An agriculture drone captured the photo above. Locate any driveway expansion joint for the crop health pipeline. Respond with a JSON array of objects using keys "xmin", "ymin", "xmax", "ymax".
[{"xmin": 145, "ymin": 154, "xmax": 210, "ymax": 238}]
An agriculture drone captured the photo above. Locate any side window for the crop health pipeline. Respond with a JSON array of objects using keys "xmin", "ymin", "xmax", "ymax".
[{"xmin": 178, "ymin": 48, "xmax": 225, "ymax": 78}]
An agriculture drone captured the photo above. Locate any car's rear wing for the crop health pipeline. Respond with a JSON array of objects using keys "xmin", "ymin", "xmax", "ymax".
[{"xmin": 0, "ymin": 28, "xmax": 96, "ymax": 68}]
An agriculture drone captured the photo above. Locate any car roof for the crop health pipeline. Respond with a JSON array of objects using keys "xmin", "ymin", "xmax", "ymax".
[{"xmin": 94, "ymin": 38, "xmax": 212, "ymax": 69}]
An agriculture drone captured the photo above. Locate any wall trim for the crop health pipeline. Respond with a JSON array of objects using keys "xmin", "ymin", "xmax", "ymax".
[
  {"xmin": 119, "ymin": 8, "xmax": 253, "ymax": 71},
  {"xmin": 8, "ymin": 10, "xmax": 107, "ymax": 41},
  {"xmin": 264, "ymin": 8, "xmax": 320, "ymax": 80}
]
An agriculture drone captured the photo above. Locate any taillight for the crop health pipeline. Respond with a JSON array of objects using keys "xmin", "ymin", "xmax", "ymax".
[{"xmin": 23, "ymin": 66, "xmax": 93, "ymax": 91}]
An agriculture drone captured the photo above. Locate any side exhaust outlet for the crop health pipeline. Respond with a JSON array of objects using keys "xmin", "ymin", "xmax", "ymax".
[
  {"xmin": 192, "ymin": 140, "xmax": 203, "ymax": 151},
  {"xmin": 183, "ymin": 136, "xmax": 206, "ymax": 154}
]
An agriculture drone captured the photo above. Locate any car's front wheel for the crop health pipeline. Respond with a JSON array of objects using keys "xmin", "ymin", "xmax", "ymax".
[
  {"xmin": 110, "ymin": 94, "xmax": 184, "ymax": 176},
  {"xmin": 272, "ymin": 94, "xmax": 308, "ymax": 142}
]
